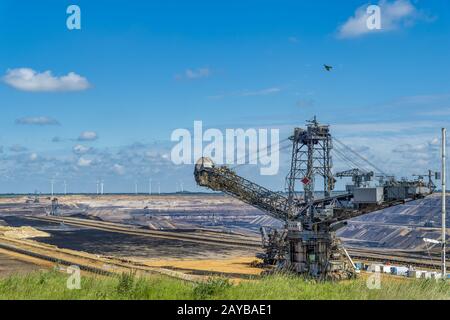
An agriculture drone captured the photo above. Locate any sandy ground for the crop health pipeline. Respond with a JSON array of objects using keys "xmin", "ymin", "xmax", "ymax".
[
  {"xmin": 140, "ymin": 256, "xmax": 263, "ymax": 276},
  {"xmin": 0, "ymin": 194, "xmax": 278, "ymax": 235},
  {"xmin": 0, "ymin": 250, "xmax": 46, "ymax": 277},
  {"xmin": 0, "ymin": 194, "xmax": 260, "ymax": 211},
  {"xmin": 0, "ymin": 195, "xmax": 264, "ymax": 277},
  {"xmin": 0, "ymin": 226, "xmax": 50, "ymax": 239}
]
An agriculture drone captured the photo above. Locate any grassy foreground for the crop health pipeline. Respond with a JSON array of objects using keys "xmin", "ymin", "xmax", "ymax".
[{"xmin": 0, "ymin": 270, "xmax": 448, "ymax": 300}]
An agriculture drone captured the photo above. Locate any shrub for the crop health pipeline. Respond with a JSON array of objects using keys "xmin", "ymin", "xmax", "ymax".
[
  {"xmin": 116, "ymin": 272, "xmax": 136, "ymax": 296},
  {"xmin": 193, "ymin": 278, "xmax": 232, "ymax": 299}
]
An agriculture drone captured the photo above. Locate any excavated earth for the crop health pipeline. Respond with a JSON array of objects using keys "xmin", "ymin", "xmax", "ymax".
[{"xmin": 0, "ymin": 193, "xmax": 448, "ymax": 275}]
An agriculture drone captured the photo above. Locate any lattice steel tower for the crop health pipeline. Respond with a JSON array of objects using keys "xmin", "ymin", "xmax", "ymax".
[{"xmin": 286, "ymin": 117, "xmax": 334, "ymax": 216}]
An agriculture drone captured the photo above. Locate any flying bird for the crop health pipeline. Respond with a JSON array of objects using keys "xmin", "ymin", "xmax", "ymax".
[{"xmin": 324, "ymin": 64, "xmax": 333, "ymax": 72}]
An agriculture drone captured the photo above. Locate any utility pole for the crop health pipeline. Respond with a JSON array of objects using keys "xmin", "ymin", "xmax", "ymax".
[{"xmin": 442, "ymin": 128, "xmax": 447, "ymax": 279}]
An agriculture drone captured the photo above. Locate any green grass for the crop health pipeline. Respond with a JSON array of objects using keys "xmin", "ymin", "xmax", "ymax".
[{"xmin": 0, "ymin": 270, "xmax": 448, "ymax": 300}]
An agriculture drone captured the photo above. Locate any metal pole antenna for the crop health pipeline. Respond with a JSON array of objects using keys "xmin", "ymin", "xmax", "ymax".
[{"xmin": 442, "ymin": 128, "xmax": 447, "ymax": 279}]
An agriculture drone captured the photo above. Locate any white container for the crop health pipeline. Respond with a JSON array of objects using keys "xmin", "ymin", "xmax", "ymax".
[
  {"xmin": 409, "ymin": 270, "xmax": 418, "ymax": 278},
  {"xmin": 431, "ymin": 273, "xmax": 442, "ymax": 280},
  {"xmin": 408, "ymin": 186, "xmax": 430, "ymax": 197},
  {"xmin": 353, "ymin": 187, "xmax": 384, "ymax": 204},
  {"xmin": 368, "ymin": 264, "xmax": 382, "ymax": 273},
  {"xmin": 383, "ymin": 266, "xmax": 392, "ymax": 274},
  {"xmin": 409, "ymin": 270, "xmax": 424, "ymax": 278},
  {"xmin": 395, "ymin": 267, "xmax": 409, "ymax": 276}
]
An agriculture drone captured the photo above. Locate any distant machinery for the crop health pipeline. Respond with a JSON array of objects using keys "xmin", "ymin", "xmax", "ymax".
[
  {"xmin": 194, "ymin": 117, "xmax": 437, "ymax": 280},
  {"xmin": 413, "ymin": 170, "xmax": 439, "ymax": 192},
  {"xmin": 49, "ymin": 198, "xmax": 59, "ymax": 216},
  {"xmin": 34, "ymin": 193, "xmax": 40, "ymax": 203},
  {"xmin": 27, "ymin": 191, "xmax": 40, "ymax": 203},
  {"xmin": 335, "ymin": 169, "xmax": 374, "ymax": 191}
]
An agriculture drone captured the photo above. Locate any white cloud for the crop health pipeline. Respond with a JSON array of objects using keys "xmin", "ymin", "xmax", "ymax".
[
  {"xmin": 296, "ymin": 99, "xmax": 315, "ymax": 108},
  {"xmin": 396, "ymin": 93, "xmax": 450, "ymax": 105},
  {"xmin": 3, "ymin": 68, "xmax": 90, "ymax": 92},
  {"xmin": 78, "ymin": 131, "xmax": 98, "ymax": 141},
  {"xmin": 209, "ymin": 87, "xmax": 281, "ymax": 99},
  {"xmin": 9, "ymin": 145, "xmax": 28, "ymax": 153},
  {"xmin": 331, "ymin": 133, "xmax": 440, "ymax": 177},
  {"xmin": 240, "ymin": 87, "xmax": 281, "ymax": 97},
  {"xmin": 333, "ymin": 120, "xmax": 444, "ymax": 135},
  {"xmin": 417, "ymin": 107, "xmax": 450, "ymax": 116},
  {"xmin": 175, "ymin": 68, "xmax": 211, "ymax": 80},
  {"xmin": 337, "ymin": 0, "xmax": 422, "ymax": 39},
  {"xmin": 73, "ymin": 144, "xmax": 91, "ymax": 155},
  {"xmin": 15, "ymin": 116, "xmax": 59, "ymax": 126},
  {"xmin": 112, "ymin": 164, "xmax": 125, "ymax": 175},
  {"xmin": 391, "ymin": 138, "xmax": 441, "ymax": 165},
  {"xmin": 0, "ymin": 140, "xmax": 203, "ymax": 192},
  {"xmin": 77, "ymin": 157, "xmax": 92, "ymax": 167}
]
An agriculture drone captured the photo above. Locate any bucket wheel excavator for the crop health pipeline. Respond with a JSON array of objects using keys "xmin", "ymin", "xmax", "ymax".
[{"xmin": 194, "ymin": 117, "xmax": 436, "ymax": 280}]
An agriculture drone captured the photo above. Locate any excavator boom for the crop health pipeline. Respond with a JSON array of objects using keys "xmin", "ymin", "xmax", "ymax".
[
  {"xmin": 193, "ymin": 119, "xmax": 436, "ymax": 280},
  {"xmin": 195, "ymin": 158, "xmax": 291, "ymax": 221}
]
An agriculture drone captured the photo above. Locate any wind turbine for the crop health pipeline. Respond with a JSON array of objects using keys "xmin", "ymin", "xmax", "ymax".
[
  {"xmin": 100, "ymin": 180, "xmax": 104, "ymax": 195},
  {"xmin": 149, "ymin": 178, "xmax": 152, "ymax": 195},
  {"xmin": 63, "ymin": 180, "xmax": 67, "ymax": 195},
  {"xmin": 50, "ymin": 179, "xmax": 55, "ymax": 196},
  {"xmin": 135, "ymin": 181, "xmax": 138, "ymax": 195},
  {"xmin": 179, "ymin": 180, "xmax": 184, "ymax": 193}
]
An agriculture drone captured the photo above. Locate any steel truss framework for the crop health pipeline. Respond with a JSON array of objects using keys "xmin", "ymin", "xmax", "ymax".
[{"xmin": 194, "ymin": 118, "xmax": 435, "ymax": 280}]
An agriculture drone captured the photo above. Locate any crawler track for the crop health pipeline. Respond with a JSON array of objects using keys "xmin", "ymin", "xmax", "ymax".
[{"xmin": 25, "ymin": 215, "xmax": 261, "ymax": 249}]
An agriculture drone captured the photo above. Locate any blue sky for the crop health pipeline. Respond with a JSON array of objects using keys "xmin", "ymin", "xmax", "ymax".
[{"xmin": 0, "ymin": 0, "xmax": 449, "ymax": 193}]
